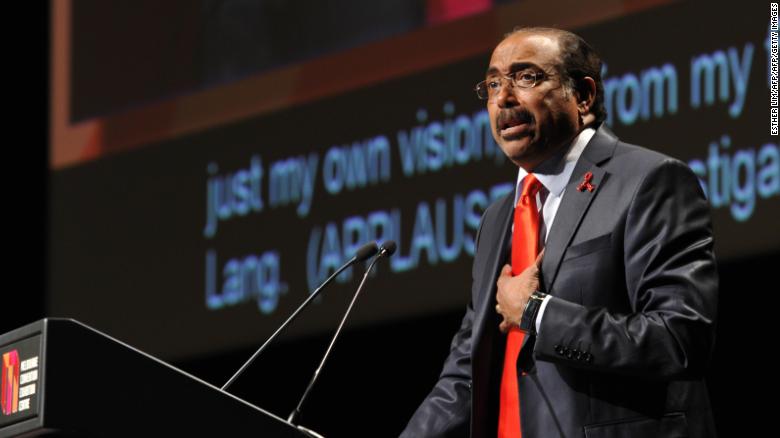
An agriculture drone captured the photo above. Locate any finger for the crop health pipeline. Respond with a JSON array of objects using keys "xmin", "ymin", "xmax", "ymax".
[
  {"xmin": 535, "ymin": 249, "xmax": 545, "ymax": 267},
  {"xmin": 501, "ymin": 264, "xmax": 513, "ymax": 276},
  {"xmin": 499, "ymin": 320, "xmax": 509, "ymax": 333}
]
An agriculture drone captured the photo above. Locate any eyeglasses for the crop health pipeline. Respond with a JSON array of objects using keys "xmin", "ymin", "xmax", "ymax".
[{"xmin": 475, "ymin": 69, "xmax": 553, "ymax": 100}]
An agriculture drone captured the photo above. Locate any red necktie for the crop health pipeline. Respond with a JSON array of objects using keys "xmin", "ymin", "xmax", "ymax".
[{"xmin": 498, "ymin": 174, "xmax": 541, "ymax": 438}]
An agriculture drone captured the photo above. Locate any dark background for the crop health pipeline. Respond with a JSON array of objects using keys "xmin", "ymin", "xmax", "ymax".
[
  {"xmin": 5, "ymin": 1, "xmax": 776, "ymax": 436},
  {"xmin": 46, "ymin": 0, "xmax": 779, "ymax": 362}
]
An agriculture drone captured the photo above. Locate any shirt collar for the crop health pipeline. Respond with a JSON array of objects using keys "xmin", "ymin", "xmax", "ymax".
[{"xmin": 513, "ymin": 127, "xmax": 596, "ymax": 206}]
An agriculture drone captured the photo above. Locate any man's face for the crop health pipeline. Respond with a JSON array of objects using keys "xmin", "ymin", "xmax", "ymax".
[{"xmin": 486, "ymin": 32, "xmax": 581, "ymax": 170}]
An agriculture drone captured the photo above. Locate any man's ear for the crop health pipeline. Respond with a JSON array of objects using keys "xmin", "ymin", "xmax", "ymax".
[{"xmin": 575, "ymin": 76, "xmax": 597, "ymax": 115}]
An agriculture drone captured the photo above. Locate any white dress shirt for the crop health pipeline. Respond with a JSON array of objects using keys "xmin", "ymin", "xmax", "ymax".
[{"xmin": 511, "ymin": 127, "xmax": 596, "ymax": 334}]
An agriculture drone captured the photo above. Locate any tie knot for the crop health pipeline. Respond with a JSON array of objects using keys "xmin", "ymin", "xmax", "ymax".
[{"xmin": 521, "ymin": 174, "xmax": 542, "ymax": 198}]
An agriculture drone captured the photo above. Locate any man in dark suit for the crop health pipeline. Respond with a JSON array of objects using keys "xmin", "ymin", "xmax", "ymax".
[{"xmin": 400, "ymin": 27, "xmax": 717, "ymax": 438}]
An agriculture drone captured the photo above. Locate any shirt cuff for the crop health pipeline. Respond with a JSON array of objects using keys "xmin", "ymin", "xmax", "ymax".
[{"xmin": 535, "ymin": 295, "xmax": 553, "ymax": 334}]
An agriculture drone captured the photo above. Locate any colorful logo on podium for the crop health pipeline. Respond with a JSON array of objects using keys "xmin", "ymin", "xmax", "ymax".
[{"xmin": 1, "ymin": 350, "xmax": 20, "ymax": 416}]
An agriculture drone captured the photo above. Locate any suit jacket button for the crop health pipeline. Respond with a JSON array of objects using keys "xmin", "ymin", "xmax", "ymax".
[
  {"xmin": 574, "ymin": 350, "xmax": 583, "ymax": 361},
  {"xmin": 565, "ymin": 349, "xmax": 574, "ymax": 359},
  {"xmin": 555, "ymin": 345, "xmax": 565, "ymax": 355},
  {"xmin": 583, "ymin": 353, "xmax": 593, "ymax": 363}
]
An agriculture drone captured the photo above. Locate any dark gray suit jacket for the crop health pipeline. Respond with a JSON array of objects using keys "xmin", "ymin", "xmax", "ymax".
[{"xmin": 401, "ymin": 125, "xmax": 718, "ymax": 438}]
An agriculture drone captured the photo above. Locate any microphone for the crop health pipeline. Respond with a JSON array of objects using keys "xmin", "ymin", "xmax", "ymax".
[
  {"xmin": 221, "ymin": 241, "xmax": 379, "ymax": 391},
  {"xmin": 379, "ymin": 240, "xmax": 397, "ymax": 257},
  {"xmin": 354, "ymin": 241, "xmax": 381, "ymax": 261},
  {"xmin": 287, "ymin": 241, "xmax": 397, "ymax": 425}
]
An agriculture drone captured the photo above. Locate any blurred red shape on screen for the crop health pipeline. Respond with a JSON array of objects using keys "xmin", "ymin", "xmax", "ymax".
[{"xmin": 426, "ymin": 0, "xmax": 493, "ymax": 25}]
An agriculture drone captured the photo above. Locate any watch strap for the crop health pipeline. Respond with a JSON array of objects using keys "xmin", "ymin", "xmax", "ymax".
[{"xmin": 519, "ymin": 291, "xmax": 547, "ymax": 335}]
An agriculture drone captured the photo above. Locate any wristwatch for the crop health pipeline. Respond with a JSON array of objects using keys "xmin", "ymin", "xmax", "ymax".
[{"xmin": 519, "ymin": 291, "xmax": 547, "ymax": 335}]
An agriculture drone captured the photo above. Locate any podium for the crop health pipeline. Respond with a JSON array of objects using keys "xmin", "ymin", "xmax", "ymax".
[{"xmin": 0, "ymin": 318, "xmax": 311, "ymax": 437}]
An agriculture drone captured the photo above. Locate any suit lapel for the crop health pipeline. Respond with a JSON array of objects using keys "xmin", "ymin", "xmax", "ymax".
[
  {"xmin": 472, "ymin": 125, "xmax": 619, "ymax": 360},
  {"xmin": 472, "ymin": 193, "xmax": 514, "ymax": 348},
  {"xmin": 540, "ymin": 126, "xmax": 618, "ymax": 294}
]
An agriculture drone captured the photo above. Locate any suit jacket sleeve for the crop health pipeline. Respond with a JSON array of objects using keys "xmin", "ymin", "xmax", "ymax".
[
  {"xmin": 399, "ymin": 212, "xmax": 493, "ymax": 437},
  {"xmin": 534, "ymin": 158, "xmax": 718, "ymax": 381},
  {"xmin": 399, "ymin": 302, "xmax": 473, "ymax": 438}
]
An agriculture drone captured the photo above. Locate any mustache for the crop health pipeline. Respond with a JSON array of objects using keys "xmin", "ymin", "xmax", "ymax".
[{"xmin": 496, "ymin": 109, "xmax": 533, "ymax": 129}]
